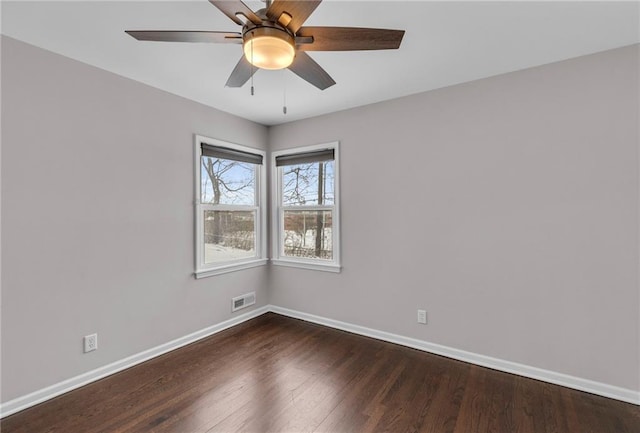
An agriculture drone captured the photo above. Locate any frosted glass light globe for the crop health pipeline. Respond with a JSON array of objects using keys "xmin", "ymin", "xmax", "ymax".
[{"xmin": 243, "ymin": 28, "xmax": 295, "ymax": 70}]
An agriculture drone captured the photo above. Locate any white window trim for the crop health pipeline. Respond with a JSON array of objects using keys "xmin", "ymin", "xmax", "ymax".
[
  {"xmin": 194, "ymin": 135, "xmax": 267, "ymax": 278},
  {"xmin": 271, "ymin": 141, "xmax": 341, "ymax": 272}
]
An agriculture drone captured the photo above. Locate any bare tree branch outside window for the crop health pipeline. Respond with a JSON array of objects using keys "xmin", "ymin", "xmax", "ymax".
[{"xmin": 201, "ymin": 157, "xmax": 257, "ymax": 263}]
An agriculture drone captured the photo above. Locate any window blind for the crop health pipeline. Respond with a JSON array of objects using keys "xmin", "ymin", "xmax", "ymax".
[
  {"xmin": 275, "ymin": 149, "xmax": 334, "ymax": 167},
  {"xmin": 201, "ymin": 143, "xmax": 263, "ymax": 165}
]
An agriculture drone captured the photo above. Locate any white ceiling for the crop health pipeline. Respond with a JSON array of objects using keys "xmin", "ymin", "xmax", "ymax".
[{"xmin": 2, "ymin": 1, "xmax": 639, "ymax": 126}]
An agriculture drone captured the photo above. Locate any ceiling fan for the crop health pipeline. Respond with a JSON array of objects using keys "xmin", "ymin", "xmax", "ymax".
[{"xmin": 126, "ymin": 0, "xmax": 405, "ymax": 90}]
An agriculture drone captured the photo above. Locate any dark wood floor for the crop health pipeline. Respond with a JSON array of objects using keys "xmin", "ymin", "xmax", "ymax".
[{"xmin": 2, "ymin": 313, "xmax": 638, "ymax": 433}]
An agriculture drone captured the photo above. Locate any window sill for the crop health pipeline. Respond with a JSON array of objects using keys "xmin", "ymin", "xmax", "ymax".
[
  {"xmin": 271, "ymin": 259, "xmax": 342, "ymax": 273},
  {"xmin": 195, "ymin": 259, "xmax": 268, "ymax": 279}
]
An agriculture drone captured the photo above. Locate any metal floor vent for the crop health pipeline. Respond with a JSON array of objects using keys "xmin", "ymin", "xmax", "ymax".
[{"xmin": 231, "ymin": 292, "xmax": 256, "ymax": 312}]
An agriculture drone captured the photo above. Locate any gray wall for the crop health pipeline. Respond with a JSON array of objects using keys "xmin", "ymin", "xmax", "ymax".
[
  {"xmin": 269, "ymin": 45, "xmax": 640, "ymax": 391},
  {"xmin": 1, "ymin": 37, "xmax": 269, "ymax": 402}
]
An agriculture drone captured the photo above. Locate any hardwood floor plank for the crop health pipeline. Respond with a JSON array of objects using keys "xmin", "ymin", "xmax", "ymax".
[
  {"xmin": 571, "ymin": 390, "xmax": 640, "ymax": 433},
  {"xmin": 1, "ymin": 313, "xmax": 638, "ymax": 433},
  {"xmin": 452, "ymin": 367, "xmax": 491, "ymax": 433},
  {"xmin": 513, "ymin": 375, "xmax": 547, "ymax": 433},
  {"xmin": 261, "ymin": 334, "xmax": 374, "ymax": 432},
  {"xmin": 410, "ymin": 362, "xmax": 469, "ymax": 433}
]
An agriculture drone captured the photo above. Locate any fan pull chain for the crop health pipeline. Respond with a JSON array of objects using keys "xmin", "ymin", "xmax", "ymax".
[
  {"xmin": 250, "ymin": 34, "xmax": 255, "ymax": 96},
  {"xmin": 283, "ymin": 70, "xmax": 287, "ymax": 115}
]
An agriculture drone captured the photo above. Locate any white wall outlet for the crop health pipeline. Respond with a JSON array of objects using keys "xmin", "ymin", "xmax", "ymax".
[
  {"xmin": 417, "ymin": 310, "xmax": 427, "ymax": 324},
  {"xmin": 84, "ymin": 333, "xmax": 98, "ymax": 353}
]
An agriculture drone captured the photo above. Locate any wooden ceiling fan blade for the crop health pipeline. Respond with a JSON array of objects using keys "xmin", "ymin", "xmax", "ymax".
[
  {"xmin": 266, "ymin": 0, "xmax": 322, "ymax": 33},
  {"xmin": 288, "ymin": 52, "xmax": 335, "ymax": 90},
  {"xmin": 209, "ymin": 0, "xmax": 262, "ymax": 26},
  {"xmin": 125, "ymin": 30, "xmax": 242, "ymax": 43},
  {"xmin": 226, "ymin": 56, "xmax": 257, "ymax": 88},
  {"xmin": 296, "ymin": 27, "xmax": 405, "ymax": 51}
]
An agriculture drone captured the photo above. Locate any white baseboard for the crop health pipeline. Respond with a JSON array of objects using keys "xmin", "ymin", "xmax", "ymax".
[
  {"xmin": 0, "ymin": 305, "xmax": 270, "ymax": 418},
  {"xmin": 269, "ymin": 305, "xmax": 640, "ymax": 406},
  {"xmin": 2, "ymin": 303, "xmax": 637, "ymax": 419}
]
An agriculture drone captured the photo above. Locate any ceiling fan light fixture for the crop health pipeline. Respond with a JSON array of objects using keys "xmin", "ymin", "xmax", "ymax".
[
  {"xmin": 126, "ymin": 0, "xmax": 405, "ymax": 90},
  {"xmin": 243, "ymin": 27, "xmax": 295, "ymax": 70}
]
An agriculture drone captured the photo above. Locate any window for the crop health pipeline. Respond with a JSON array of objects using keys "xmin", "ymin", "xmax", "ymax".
[
  {"xmin": 272, "ymin": 142, "xmax": 341, "ymax": 272},
  {"xmin": 195, "ymin": 135, "xmax": 266, "ymax": 278}
]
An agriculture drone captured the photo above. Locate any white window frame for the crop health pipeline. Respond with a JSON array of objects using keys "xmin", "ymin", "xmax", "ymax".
[
  {"xmin": 271, "ymin": 141, "xmax": 341, "ymax": 273},
  {"xmin": 194, "ymin": 135, "xmax": 267, "ymax": 278}
]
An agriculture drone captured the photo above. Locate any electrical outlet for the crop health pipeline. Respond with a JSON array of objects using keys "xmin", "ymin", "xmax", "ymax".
[
  {"xmin": 84, "ymin": 334, "xmax": 98, "ymax": 353},
  {"xmin": 417, "ymin": 310, "xmax": 427, "ymax": 324}
]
